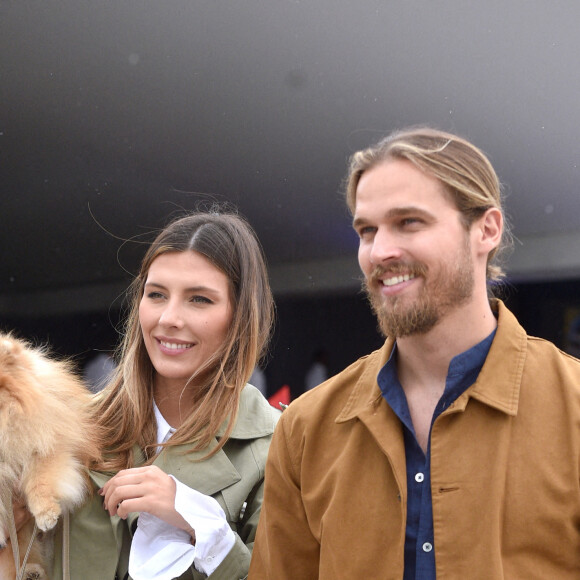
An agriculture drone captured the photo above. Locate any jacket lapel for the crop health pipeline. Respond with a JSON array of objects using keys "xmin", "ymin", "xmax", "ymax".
[
  {"xmin": 335, "ymin": 339, "xmax": 407, "ymax": 492},
  {"xmin": 152, "ymin": 441, "xmax": 241, "ymax": 496},
  {"xmin": 150, "ymin": 384, "xmax": 275, "ymax": 495}
]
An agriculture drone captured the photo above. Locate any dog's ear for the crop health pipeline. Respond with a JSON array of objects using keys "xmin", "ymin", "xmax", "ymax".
[
  {"xmin": 0, "ymin": 333, "xmax": 31, "ymax": 372},
  {"xmin": 0, "ymin": 335, "xmax": 28, "ymax": 407},
  {"xmin": 0, "ymin": 333, "xmax": 22, "ymax": 365}
]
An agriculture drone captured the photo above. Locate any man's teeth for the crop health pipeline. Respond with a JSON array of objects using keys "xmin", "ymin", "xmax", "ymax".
[
  {"xmin": 382, "ymin": 274, "xmax": 414, "ymax": 287},
  {"xmin": 160, "ymin": 341, "xmax": 193, "ymax": 350}
]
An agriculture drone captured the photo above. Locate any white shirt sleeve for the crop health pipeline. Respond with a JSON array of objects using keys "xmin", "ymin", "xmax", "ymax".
[{"xmin": 129, "ymin": 476, "xmax": 235, "ymax": 579}]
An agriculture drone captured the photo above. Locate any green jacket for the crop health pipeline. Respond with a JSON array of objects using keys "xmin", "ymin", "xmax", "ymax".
[{"xmin": 52, "ymin": 384, "xmax": 279, "ymax": 580}]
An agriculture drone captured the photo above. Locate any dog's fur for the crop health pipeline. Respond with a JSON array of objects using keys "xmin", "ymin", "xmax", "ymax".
[{"xmin": 0, "ymin": 332, "xmax": 101, "ymax": 579}]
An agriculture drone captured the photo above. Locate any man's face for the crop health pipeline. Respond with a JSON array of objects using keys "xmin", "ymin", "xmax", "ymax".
[{"xmin": 353, "ymin": 158, "xmax": 475, "ymax": 337}]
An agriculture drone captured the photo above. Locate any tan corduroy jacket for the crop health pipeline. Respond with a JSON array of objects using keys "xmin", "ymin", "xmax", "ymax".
[
  {"xmin": 249, "ymin": 301, "xmax": 580, "ymax": 579},
  {"xmin": 52, "ymin": 384, "xmax": 279, "ymax": 580}
]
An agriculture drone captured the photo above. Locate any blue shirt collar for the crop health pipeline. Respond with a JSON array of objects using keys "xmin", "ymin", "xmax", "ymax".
[{"xmin": 377, "ymin": 329, "xmax": 497, "ymax": 433}]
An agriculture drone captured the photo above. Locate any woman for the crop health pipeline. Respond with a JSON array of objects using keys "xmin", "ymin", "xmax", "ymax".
[{"xmin": 52, "ymin": 209, "xmax": 278, "ymax": 579}]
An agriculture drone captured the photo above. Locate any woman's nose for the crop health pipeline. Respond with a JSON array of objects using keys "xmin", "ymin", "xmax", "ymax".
[{"xmin": 158, "ymin": 301, "xmax": 184, "ymax": 328}]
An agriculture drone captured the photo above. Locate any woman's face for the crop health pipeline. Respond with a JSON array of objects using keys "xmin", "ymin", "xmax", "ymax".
[{"xmin": 139, "ymin": 251, "xmax": 233, "ymax": 392}]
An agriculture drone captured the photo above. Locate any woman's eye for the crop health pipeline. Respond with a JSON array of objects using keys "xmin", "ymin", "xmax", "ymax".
[
  {"xmin": 191, "ymin": 295, "xmax": 212, "ymax": 304},
  {"xmin": 146, "ymin": 291, "xmax": 165, "ymax": 299}
]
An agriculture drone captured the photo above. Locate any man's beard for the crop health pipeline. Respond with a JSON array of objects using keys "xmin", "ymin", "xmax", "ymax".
[{"xmin": 364, "ymin": 238, "xmax": 475, "ymax": 338}]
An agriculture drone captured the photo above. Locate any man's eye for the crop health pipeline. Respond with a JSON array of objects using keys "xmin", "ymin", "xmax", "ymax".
[{"xmin": 358, "ymin": 226, "xmax": 376, "ymax": 237}]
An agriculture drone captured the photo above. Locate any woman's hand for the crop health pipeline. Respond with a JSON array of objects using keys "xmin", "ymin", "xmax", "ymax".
[{"xmin": 100, "ymin": 466, "xmax": 196, "ymax": 543}]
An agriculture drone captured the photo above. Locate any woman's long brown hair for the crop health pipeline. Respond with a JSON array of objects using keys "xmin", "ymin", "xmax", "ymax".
[{"xmin": 92, "ymin": 210, "xmax": 274, "ymax": 471}]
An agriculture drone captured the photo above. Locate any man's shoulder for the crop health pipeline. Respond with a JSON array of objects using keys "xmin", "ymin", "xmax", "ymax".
[
  {"xmin": 490, "ymin": 302, "xmax": 580, "ymax": 402},
  {"xmin": 494, "ymin": 299, "xmax": 580, "ymax": 376},
  {"xmin": 525, "ymin": 334, "xmax": 580, "ymax": 377}
]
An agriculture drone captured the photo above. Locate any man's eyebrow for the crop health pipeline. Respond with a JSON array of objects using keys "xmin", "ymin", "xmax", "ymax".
[
  {"xmin": 353, "ymin": 206, "xmax": 434, "ymax": 228},
  {"xmin": 352, "ymin": 216, "xmax": 368, "ymax": 229},
  {"xmin": 385, "ymin": 206, "xmax": 434, "ymax": 219}
]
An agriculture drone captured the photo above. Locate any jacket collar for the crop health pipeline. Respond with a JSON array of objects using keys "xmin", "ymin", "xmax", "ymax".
[
  {"xmin": 460, "ymin": 300, "xmax": 526, "ymax": 416},
  {"xmin": 157, "ymin": 384, "xmax": 278, "ymax": 496},
  {"xmin": 335, "ymin": 340, "xmax": 393, "ymax": 423},
  {"xmin": 336, "ymin": 300, "xmax": 526, "ymax": 423},
  {"xmin": 152, "ymin": 440, "xmax": 241, "ymax": 496}
]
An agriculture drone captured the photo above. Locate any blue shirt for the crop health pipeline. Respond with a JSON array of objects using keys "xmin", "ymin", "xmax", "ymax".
[{"xmin": 377, "ymin": 330, "xmax": 495, "ymax": 580}]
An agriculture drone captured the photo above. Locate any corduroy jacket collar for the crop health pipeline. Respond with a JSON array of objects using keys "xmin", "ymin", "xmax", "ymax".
[{"xmin": 336, "ymin": 299, "xmax": 526, "ymax": 425}]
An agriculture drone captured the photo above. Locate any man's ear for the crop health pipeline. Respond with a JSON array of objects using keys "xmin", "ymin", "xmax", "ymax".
[{"xmin": 473, "ymin": 207, "xmax": 503, "ymax": 255}]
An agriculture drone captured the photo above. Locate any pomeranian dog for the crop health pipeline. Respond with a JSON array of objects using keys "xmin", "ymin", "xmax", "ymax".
[{"xmin": 0, "ymin": 332, "xmax": 101, "ymax": 579}]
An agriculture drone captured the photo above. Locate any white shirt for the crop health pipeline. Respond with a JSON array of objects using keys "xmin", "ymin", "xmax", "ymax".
[{"xmin": 128, "ymin": 404, "xmax": 235, "ymax": 579}]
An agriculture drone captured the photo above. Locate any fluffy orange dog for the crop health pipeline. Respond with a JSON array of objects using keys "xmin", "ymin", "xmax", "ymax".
[{"xmin": 0, "ymin": 333, "xmax": 101, "ymax": 579}]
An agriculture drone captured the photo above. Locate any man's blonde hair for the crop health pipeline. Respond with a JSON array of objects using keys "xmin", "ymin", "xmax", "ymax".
[{"xmin": 345, "ymin": 126, "xmax": 511, "ymax": 283}]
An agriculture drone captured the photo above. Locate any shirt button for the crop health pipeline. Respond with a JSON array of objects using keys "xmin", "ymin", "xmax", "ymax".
[
  {"xmin": 415, "ymin": 472, "xmax": 425, "ymax": 483},
  {"xmin": 422, "ymin": 542, "xmax": 433, "ymax": 552}
]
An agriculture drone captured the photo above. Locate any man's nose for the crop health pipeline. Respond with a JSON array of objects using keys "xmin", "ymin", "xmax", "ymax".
[{"xmin": 369, "ymin": 228, "xmax": 403, "ymax": 265}]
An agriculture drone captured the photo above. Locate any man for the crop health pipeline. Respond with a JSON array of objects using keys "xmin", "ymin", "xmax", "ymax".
[{"xmin": 249, "ymin": 127, "xmax": 580, "ymax": 579}]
